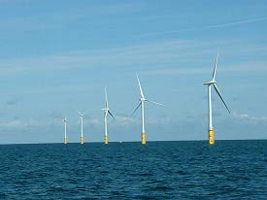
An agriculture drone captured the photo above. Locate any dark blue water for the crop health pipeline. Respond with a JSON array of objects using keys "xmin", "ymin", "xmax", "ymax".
[{"xmin": 0, "ymin": 140, "xmax": 266, "ymax": 199}]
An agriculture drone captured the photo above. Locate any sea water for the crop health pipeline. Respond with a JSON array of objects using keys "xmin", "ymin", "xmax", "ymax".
[{"xmin": 0, "ymin": 140, "xmax": 266, "ymax": 199}]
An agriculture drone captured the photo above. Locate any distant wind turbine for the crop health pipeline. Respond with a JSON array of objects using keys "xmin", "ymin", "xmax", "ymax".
[
  {"xmin": 63, "ymin": 117, "xmax": 67, "ymax": 144},
  {"xmin": 102, "ymin": 87, "xmax": 115, "ymax": 145},
  {"xmin": 132, "ymin": 73, "xmax": 166, "ymax": 145},
  {"xmin": 204, "ymin": 50, "xmax": 230, "ymax": 145},
  {"xmin": 77, "ymin": 111, "xmax": 85, "ymax": 145}
]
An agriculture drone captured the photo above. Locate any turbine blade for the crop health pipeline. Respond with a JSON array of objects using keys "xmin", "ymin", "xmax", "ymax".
[
  {"xmin": 105, "ymin": 87, "xmax": 109, "ymax": 108},
  {"xmin": 212, "ymin": 49, "xmax": 220, "ymax": 80},
  {"xmin": 136, "ymin": 73, "xmax": 145, "ymax": 98},
  {"xmin": 104, "ymin": 111, "xmax": 108, "ymax": 118},
  {"xmin": 213, "ymin": 84, "xmax": 230, "ymax": 113},
  {"xmin": 108, "ymin": 110, "xmax": 115, "ymax": 119},
  {"xmin": 146, "ymin": 99, "xmax": 167, "ymax": 107},
  {"xmin": 77, "ymin": 111, "xmax": 84, "ymax": 117},
  {"xmin": 131, "ymin": 102, "xmax": 142, "ymax": 116}
]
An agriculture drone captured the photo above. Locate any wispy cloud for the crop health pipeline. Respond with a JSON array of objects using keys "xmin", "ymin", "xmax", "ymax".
[
  {"xmin": 112, "ymin": 114, "xmax": 171, "ymax": 128},
  {"xmin": 0, "ymin": 115, "xmax": 168, "ymax": 131},
  {"xmin": 0, "ymin": 117, "xmax": 101, "ymax": 130},
  {"xmin": 0, "ymin": 39, "xmax": 195, "ymax": 76},
  {"xmin": 141, "ymin": 61, "xmax": 267, "ymax": 76},
  {"xmin": 6, "ymin": 97, "xmax": 21, "ymax": 106},
  {"xmin": 136, "ymin": 16, "xmax": 267, "ymax": 38},
  {"xmin": 113, "ymin": 115, "xmax": 139, "ymax": 127},
  {"xmin": 205, "ymin": 17, "xmax": 267, "ymax": 29},
  {"xmin": 233, "ymin": 112, "xmax": 267, "ymax": 123},
  {"xmin": 0, "ymin": 119, "xmax": 44, "ymax": 129},
  {"xmin": 0, "ymin": 37, "xmax": 266, "ymax": 77},
  {"xmin": 84, "ymin": 118, "xmax": 101, "ymax": 126},
  {"xmin": 141, "ymin": 67, "xmax": 209, "ymax": 76},
  {"xmin": 0, "ymin": 3, "xmax": 142, "ymax": 33}
]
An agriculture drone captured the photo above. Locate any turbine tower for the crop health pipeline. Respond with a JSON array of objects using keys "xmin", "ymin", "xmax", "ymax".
[
  {"xmin": 78, "ymin": 111, "xmax": 84, "ymax": 145},
  {"xmin": 132, "ymin": 73, "xmax": 166, "ymax": 145},
  {"xmin": 63, "ymin": 117, "xmax": 67, "ymax": 144},
  {"xmin": 204, "ymin": 50, "xmax": 230, "ymax": 145},
  {"xmin": 102, "ymin": 87, "xmax": 115, "ymax": 145}
]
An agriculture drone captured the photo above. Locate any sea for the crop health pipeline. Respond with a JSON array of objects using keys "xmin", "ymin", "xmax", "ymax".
[{"xmin": 0, "ymin": 140, "xmax": 266, "ymax": 200}]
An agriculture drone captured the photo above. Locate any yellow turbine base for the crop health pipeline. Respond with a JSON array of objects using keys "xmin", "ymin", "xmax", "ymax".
[
  {"xmin": 104, "ymin": 135, "xmax": 108, "ymax": 145},
  {"xmin": 208, "ymin": 129, "xmax": 215, "ymax": 145},
  {"xmin": 141, "ymin": 132, "xmax": 146, "ymax": 145},
  {"xmin": 64, "ymin": 137, "xmax": 67, "ymax": 145},
  {"xmin": 80, "ymin": 136, "xmax": 84, "ymax": 145}
]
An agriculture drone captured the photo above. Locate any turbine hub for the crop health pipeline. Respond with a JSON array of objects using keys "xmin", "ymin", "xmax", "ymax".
[
  {"xmin": 140, "ymin": 97, "xmax": 146, "ymax": 102},
  {"xmin": 204, "ymin": 80, "xmax": 215, "ymax": 85}
]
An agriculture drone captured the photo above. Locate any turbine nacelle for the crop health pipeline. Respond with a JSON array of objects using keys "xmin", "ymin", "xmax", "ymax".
[
  {"xmin": 204, "ymin": 80, "xmax": 216, "ymax": 85},
  {"xmin": 102, "ymin": 108, "xmax": 110, "ymax": 117},
  {"xmin": 140, "ymin": 97, "xmax": 146, "ymax": 102},
  {"xmin": 63, "ymin": 118, "xmax": 67, "ymax": 123}
]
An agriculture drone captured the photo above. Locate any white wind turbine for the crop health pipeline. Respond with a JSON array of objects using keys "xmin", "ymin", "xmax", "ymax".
[
  {"xmin": 132, "ymin": 73, "xmax": 166, "ymax": 145},
  {"xmin": 63, "ymin": 117, "xmax": 67, "ymax": 144},
  {"xmin": 77, "ymin": 111, "xmax": 85, "ymax": 144},
  {"xmin": 204, "ymin": 50, "xmax": 230, "ymax": 145},
  {"xmin": 102, "ymin": 87, "xmax": 115, "ymax": 145}
]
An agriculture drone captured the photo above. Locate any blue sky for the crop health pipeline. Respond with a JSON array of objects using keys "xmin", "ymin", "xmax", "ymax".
[{"xmin": 0, "ymin": 0, "xmax": 266, "ymax": 144}]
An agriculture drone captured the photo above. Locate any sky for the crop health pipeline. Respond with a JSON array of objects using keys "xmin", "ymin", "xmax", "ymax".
[{"xmin": 0, "ymin": 0, "xmax": 266, "ymax": 144}]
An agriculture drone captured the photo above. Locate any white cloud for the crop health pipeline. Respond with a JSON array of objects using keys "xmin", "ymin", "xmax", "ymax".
[
  {"xmin": 233, "ymin": 112, "xmax": 267, "ymax": 123},
  {"xmin": 0, "ymin": 118, "xmax": 65, "ymax": 130},
  {"xmin": 84, "ymin": 118, "xmax": 101, "ymax": 126},
  {"xmin": 0, "ymin": 119, "xmax": 41, "ymax": 129},
  {"xmin": 111, "ymin": 115, "xmax": 171, "ymax": 128},
  {"xmin": 0, "ymin": 115, "xmax": 170, "ymax": 131},
  {"xmin": 112, "ymin": 115, "xmax": 139, "ymax": 127}
]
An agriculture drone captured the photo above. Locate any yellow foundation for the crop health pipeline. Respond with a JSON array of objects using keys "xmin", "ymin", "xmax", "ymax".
[
  {"xmin": 80, "ymin": 136, "xmax": 84, "ymax": 145},
  {"xmin": 141, "ymin": 132, "xmax": 146, "ymax": 145},
  {"xmin": 208, "ymin": 129, "xmax": 215, "ymax": 145},
  {"xmin": 104, "ymin": 135, "xmax": 108, "ymax": 145},
  {"xmin": 64, "ymin": 137, "xmax": 67, "ymax": 145}
]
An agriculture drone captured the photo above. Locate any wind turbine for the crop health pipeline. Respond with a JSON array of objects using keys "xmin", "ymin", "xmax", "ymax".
[
  {"xmin": 63, "ymin": 117, "xmax": 67, "ymax": 144},
  {"xmin": 77, "ymin": 111, "xmax": 85, "ymax": 144},
  {"xmin": 132, "ymin": 73, "xmax": 166, "ymax": 145},
  {"xmin": 102, "ymin": 87, "xmax": 115, "ymax": 145},
  {"xmin": 204, "ymin": 50, "xmax": 230, "ymax": 145}
]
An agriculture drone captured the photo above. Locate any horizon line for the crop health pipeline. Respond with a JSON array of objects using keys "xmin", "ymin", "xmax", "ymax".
[{"xmin": 0, "ymin": 138, "xmax": 266, "ymax": 146}]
